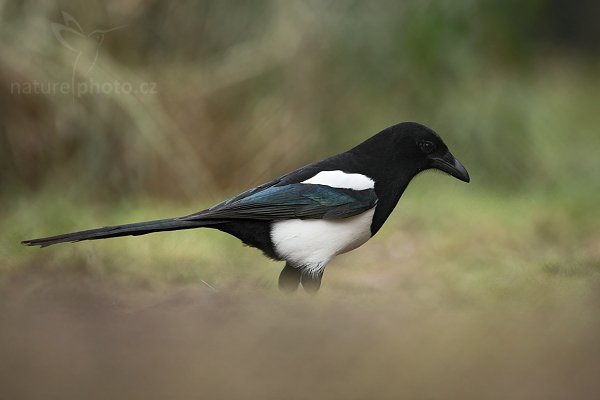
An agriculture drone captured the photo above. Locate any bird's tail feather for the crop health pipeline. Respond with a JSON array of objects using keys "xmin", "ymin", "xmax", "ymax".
[{"xmin": 22, "ymin": 217, "xmax": 220, "ymax": 248}]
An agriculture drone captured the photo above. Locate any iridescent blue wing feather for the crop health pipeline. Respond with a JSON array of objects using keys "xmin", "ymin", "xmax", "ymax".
[{"xmin": 182, "ymin": 184, "xmax": 377, "ymax": 221}]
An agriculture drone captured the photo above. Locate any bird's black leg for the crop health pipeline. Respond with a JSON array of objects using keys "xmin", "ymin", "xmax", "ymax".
[
  {"xmin": 278, "ymin": 263, "xmax": 301, "ymax": 292},
  {"xmin": 300, "ymin": 269, "xmax": 323, "ymax": 293}
]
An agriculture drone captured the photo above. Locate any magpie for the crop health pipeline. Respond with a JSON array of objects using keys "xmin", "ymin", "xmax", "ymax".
[{"xmin": 23, "ymin": 122, "xmax": 469, "ymax": 292}]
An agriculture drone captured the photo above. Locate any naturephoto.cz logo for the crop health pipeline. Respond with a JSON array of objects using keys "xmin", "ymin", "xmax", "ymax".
[
  {"xmin": 10, "ymin": 11, "xmax": 157, "ymax": 98},
  {"xmin": 12, "ymin": 79, "xmax": 158, "ymax": 97}
]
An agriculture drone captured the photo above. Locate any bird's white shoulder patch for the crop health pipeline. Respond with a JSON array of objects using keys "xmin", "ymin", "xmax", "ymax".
[{"xmin": 302, "ymin": 170, "xmax": 374, "ymax": 190}]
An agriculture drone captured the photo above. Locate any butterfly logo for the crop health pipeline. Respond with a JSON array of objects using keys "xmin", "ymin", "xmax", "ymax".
[{"xmin": 51, "ymin": 12, "xmax": 125, "ymax": 92}]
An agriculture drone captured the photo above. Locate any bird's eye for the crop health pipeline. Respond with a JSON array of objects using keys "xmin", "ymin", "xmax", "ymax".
[{"xmin": 419, "ymin": 140, "xmax": 436, "ymax": 154}]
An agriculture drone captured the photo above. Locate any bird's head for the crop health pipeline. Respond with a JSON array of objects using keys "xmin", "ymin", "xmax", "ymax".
[{"xmin": 382, "ymin": 122, "xmax": 471, "ymax": 183}]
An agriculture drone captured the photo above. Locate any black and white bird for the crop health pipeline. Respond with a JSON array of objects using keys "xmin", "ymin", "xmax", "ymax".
[{"xmin": 23, "ymin": 122, "xmax": 470, "ymax": 292}]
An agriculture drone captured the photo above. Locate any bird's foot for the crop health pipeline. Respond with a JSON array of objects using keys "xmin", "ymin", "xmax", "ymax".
[{"xmin": 278, "ymin": 263, "xmax": 323, "ymax": 293}]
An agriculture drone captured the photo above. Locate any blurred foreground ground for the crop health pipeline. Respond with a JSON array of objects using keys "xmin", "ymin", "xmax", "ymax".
[{"xmin": 0, "ymin": 271, "xmax": 599, "ymax": 400}]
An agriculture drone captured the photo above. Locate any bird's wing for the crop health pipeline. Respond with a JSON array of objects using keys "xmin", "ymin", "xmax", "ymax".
[{"xmin": 181, "ymin": 183, "xmax": 377, "ymax": 221}]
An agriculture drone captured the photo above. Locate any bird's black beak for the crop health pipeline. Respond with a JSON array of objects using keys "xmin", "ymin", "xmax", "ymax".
[{"xmin": 430, "ymin": 151, "xmax": 470, "ymax": 183}]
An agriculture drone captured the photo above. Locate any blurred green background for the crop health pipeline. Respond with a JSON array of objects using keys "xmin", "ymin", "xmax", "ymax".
[{"xmin": 1, "ymin": 1, "xmax": 599, "ymax": 399}]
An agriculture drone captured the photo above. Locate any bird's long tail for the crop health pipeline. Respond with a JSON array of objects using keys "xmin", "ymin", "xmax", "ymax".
[{"xmin": 22, "ymin": 217, "xmax": 219, "ymax": 248}]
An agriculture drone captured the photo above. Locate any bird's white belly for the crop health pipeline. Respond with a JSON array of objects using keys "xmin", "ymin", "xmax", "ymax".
[{"xmin": 270, "ymin": 208, "xmax": 375, "ymax": 271}]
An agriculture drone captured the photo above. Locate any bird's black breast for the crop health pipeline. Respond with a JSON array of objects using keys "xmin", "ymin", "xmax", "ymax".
[{"xmin": 210, "ymin": 220, "xmax": 280, "ymax": 261}]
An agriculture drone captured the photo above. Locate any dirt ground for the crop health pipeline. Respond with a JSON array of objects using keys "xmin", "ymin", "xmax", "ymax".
[{"xmin": 1, "ymin": 270, "xmax": 599, "ymax": 400}]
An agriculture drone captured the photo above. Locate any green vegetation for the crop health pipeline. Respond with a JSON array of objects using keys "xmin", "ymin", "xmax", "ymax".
[{"xmin": 4, "ymin": 180, "xmax": 599, "ymax": 296}]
